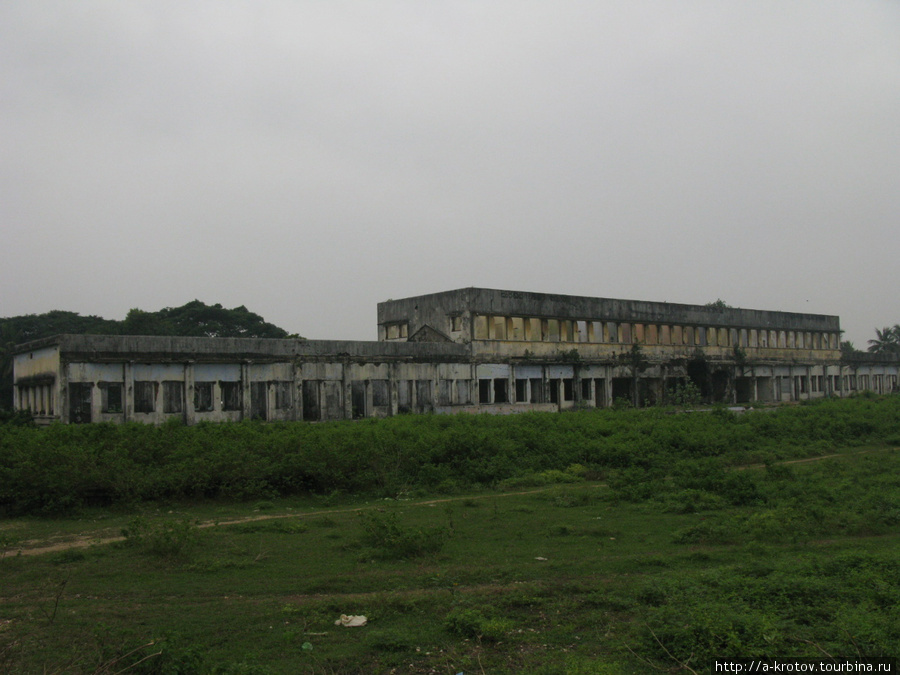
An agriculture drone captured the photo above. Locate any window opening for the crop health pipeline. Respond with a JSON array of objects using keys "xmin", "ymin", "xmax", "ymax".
[
  {"xmin": 478, "ymin": 379, "xmax": 492, "ymax": 403},
  {"xmin": 372, "ymin": 380, "xmax": 390, "ymax": 407},
  {"xmin": 69, "ymin": 382, "xmax": 93, "ymax": 423},
  {"xmin": 455, "ymin": 380, "xmax": 471, "ymax": 405},
  {"xmin": 351, "ymin": 381, "xmax": 366, "ymax": 419},
  {"xmin": 194, "ymin": 382, "xmax": 214, "ymax": 412},
  {"xmin": 398, "ymin": 380, "xmax": 413, "ymax": 413},
  {"xmin": 221, "ymin": 382, "xmax": 242, "ymax": 411},
  {"xmin": 439, "ymin": 380, "xmax": 452, "ymax": 406},
  {"xmin": 493, "ymin": 378, "xmax": 508, "ymax": 403},
  {"xmin": 581, "ymin": 379, "xmax": 592, "ymax": 400},
  {"xmin": 548, "ymin": 379, "xmax": 560, "ymax": 404},
  {"xmin": 275, "ymin": 381, "xmax": 293, "ymax": 410},
  {"xmin": 249, "ymin": 382, "xmax": 267, "ymax": 419},
  {"xmin": 529, "ymin": 378, "xmax": 543, "ymax": 403},
  {"xmin": 515, "ymin": 379, "xmax": 528, "ymax": 402},
  {"xmin": 416, "ymin": 380, "xmax": 433, "ymax": 411},
  {"xmin": 134, "ymin": 381, "xmax": 156, "ymax": 414},
  {"xmin": 163, "ymin": 381, "xmax": 184, "ymax": 414},
  {"xmin": 103, "ymin": 383, "xmax": 123, "ymax": 413},
  {"xmin": 302, "ymin": 380, "xmax": 320, "ymax": 420}
]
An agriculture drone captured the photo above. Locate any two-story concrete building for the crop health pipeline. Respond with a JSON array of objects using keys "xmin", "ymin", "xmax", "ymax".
[{"xmin": 12, "ymin": 288, "xmax": 898, "ymax": 424}]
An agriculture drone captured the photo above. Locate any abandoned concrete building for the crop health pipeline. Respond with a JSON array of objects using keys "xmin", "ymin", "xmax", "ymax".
[{"xmin": 12, "ymin": 287, "xmax": 899, "ymax": 425}]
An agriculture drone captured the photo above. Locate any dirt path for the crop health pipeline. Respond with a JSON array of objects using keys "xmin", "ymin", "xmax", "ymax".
[
  {"xmin": 6, "ymin": 446, "xmax": 890, "ymax": 558},
  {"xmin": 735, "ymin": 447, "xmax": 884, "ymax": 470},
  {"xmin": 5, "ymin": 487, "xmax": 555, "ymax": 557}
]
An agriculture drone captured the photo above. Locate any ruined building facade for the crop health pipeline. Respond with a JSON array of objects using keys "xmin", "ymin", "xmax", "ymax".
[{"xmin": 12, "ymin": 288, "xmax": 899, "ymax": 425}]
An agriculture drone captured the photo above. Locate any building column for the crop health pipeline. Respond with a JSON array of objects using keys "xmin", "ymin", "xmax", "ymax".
[
  {"xmin": 389, "ymin": 363, "xmax": 399, "ymax": 416},
  {"xmin": 123, "ymin": 362, "xmax": 133, "ymax": 421},
  {"xmin": 184, "ymin": 362, "xmax": 195, "ymax": 425},
  {"xmin": 603, "ymin": 367, "xmax": 613, "ymax": 408},
  {"xmin": 241, "ymin": 362, "xmax": 251, "ymax": 420},
  {"xmin": 342, "ymin": 359, "xmax": 352, "ymax": 420},
  {"xmin": 59, "ymin": 360, "xmax": 69, "ymax": 423},
  {"xmin": 292, "ymin": 362, "xmax": 302, "ymax": 422}
]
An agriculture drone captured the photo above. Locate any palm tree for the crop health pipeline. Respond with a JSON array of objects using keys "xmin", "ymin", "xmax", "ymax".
[{"xmin": 867, "ymin": 325, "xmax": 900, "ymax": 355}]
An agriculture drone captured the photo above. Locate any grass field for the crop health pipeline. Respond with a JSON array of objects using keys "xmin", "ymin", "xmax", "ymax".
[
  {"xmin": 2, "ymin": 436, "xmax": 899, "ymax": 673},
  {"xmin": 2, "ymin": 397, "xmax": 900, "ymax": 673}
]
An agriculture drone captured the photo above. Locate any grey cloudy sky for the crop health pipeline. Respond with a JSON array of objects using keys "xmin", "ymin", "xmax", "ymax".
[{"xmin": 3, "ymin": 1, "xmax": 899, "ymax": 347}]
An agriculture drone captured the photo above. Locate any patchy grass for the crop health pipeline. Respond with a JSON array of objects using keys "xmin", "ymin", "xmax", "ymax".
[{"xmin": 2, "ymin": 445, "xmax": 900, "ymax": 673}]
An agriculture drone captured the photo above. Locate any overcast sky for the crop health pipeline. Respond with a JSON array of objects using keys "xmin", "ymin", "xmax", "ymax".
[{"xmin": 2, "ymin": 1, "xmax": 898, "ymax": 347}]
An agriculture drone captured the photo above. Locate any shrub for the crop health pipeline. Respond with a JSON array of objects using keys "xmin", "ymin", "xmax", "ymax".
[
  {"xmin": 444, "ymin": 607, "xmax": 513, "ymax": 642},
  {"xmin": 3, "ymin": 397, "xmax": 900, "ymax": 515},
  {"xmin": 672, "ymin": 519, "xmax": 738, "ymax": 545},
  {"xmin": 357, "ymin": 511, "xmax": 448, "ymax": 560},
  {"xmin": 121, "ymin": 517, "xmax": 200, "ymax": 560}
]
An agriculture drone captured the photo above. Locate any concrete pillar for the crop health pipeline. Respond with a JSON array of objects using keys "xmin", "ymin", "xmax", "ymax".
[
  {"xmin": 342, "ymin": 360, "xmax": 352, "ymax": 420},
  {"xmin": 123, "ymin": 362, "xmax": 133, "ymax": 421},
  {"xmin": 292, "ymin": 362, "xmax": 302, "ymax": 422},
  {"xmin": 241, "ymin": 362, "xmax": 251, "ymax": 420},
  {"xmin": 184, "ymin": 362, "xmax": 195, "ymax": 425},
  {"xmin": 389, "ymin": 363, "xmax": 399, "ymax": 416},
  {"xmin": 59, "ymin": 360, "xmax": 69, "ymax": 423}
]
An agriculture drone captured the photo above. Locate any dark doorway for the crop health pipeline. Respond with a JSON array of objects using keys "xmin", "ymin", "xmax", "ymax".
[
  {"xmin": 352, "ymin": 381, "xmax": 367, "ymax": 419},
  {"xmin": 69, "ymin": 383, "xmax": 92, "ymax": 424},
  {"xmin": 302, "ymin": 381, "xmax": 320, "ymax": 420},
  {"xmin": 250, "ymin": 382, "xmax": 268, "ymax": 420}
]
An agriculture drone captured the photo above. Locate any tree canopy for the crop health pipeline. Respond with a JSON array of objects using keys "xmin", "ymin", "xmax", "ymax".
[
  {"xmin": 867, "ymin": 325, "xmax": 900, "ymax": 355},
  {"xmin": 121, "ymin": 300, "xmax": 294, "ymax": 339}
]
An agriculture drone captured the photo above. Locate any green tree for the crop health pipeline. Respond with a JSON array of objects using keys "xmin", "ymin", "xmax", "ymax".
[
  {"xmin": 121, "ymin": 308, "xmax": 174, "ymax": 336},
  {"xmin": 155, "ymin": 300, "xmax": 292, "ymax": 338},
  {"xmin": 867, "ymin": 325, "xmax": 900, "ymax": 355},
  {"xmin": 840, "ymin": 341, "xmax": 863, "ymax": 359}
]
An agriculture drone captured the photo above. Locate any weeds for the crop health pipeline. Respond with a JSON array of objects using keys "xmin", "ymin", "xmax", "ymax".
[
  {"xmin": 444, "ymin": 607, "xmax": 514, "ymax": 642},
  {"xmin": 357, "ymin": 511, "xmax": 449, "ymax": 560},
  {"xmin": 121, "ymin": 517, "xmax": 200, "ymax": 559},
  {"xmin": 3, "ymin": 397, "xmax": 899, "ymax": 516}
]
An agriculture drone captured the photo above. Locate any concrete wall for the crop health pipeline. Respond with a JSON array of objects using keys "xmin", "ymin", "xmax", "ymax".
[
  {"xmin": 12, "ymin": 345, "xmax": 60, "ymax": 423},
  {"xmin": 378, "ymin": 288, "xmax": 841, "ymax": 345}
]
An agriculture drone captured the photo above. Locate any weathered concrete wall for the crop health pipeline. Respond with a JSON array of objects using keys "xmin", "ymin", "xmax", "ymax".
[
  {"xmin": 12, "ymin": 345, "xmax": 61, "ymax": 423},
  {"xmin": 377, "ymin": 287, "xmax": 841, "ymax": 341},
  {"xmin": 13, "ymin": 345, "xmax": 60, "ymax": 383},
  {"xmin": 378, "ymin": 289, "xmax": 474, "ymax": 343},
  {"xmin": 470, "ymin": 339, "xmax": 841, "ymax": 364},
  {"xmin": 460, "ymin": 288, "xmax": 840, "ymax": 331},
  {"xmin": 17, "ymin": 334, "xmax": 469, "ymax": 362}
]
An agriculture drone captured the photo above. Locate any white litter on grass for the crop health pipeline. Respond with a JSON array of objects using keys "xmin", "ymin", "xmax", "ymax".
[
  {"xmin": 535, "ymin": 557, "xmax": 548, "ymax": 561},
  {"xmin": 335, "ymin": 614, "xmax": 367, "ymax": 627}
]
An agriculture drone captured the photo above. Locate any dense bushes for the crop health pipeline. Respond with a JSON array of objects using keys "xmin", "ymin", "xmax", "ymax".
[
  {"xmin": 636, "ymin": 549, "xmax": 900, "ymax": 662},
  {"xmin": 1, "ymin": 396, "xmax": 899, "ymax": 515}
]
